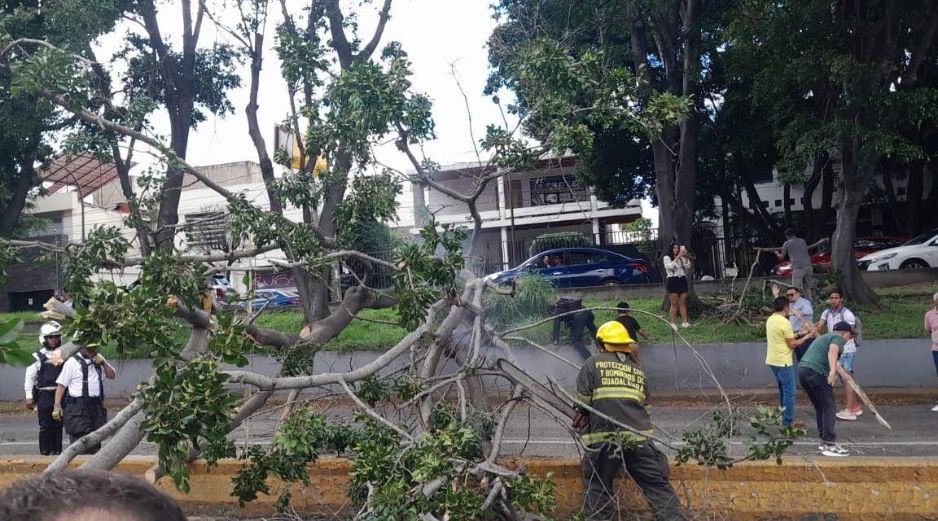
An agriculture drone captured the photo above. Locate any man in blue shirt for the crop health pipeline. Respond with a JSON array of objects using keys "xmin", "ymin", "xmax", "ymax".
[{"xmin": 786, "ymin": 286, "xmax": 814, "ymax": 361}]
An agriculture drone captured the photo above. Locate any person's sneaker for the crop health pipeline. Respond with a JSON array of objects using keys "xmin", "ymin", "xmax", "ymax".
[
  {"xmin": 681, "ymin": 322, "xmax": 690, "ymax": 328},
  {"xmin": 930, "ymin": 404, "xmax": 938, "ymax": 412},
  {"xmin": 669, "ymin": 323, "xmax": 679, "ymax": 331},
  {"xmin": 819, "ymin": 444, "xmax": 849, "ymax": 457},
  {"xmin": 852, "ymin": 407, "xmax": 863, "ymax": 416},
  {"xmin": 835, "ymin": 410, "xmax": 857, "ymax": 421}
]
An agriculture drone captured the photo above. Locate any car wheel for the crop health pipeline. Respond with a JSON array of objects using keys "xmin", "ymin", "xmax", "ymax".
[
  {"xmin": 601, "ymin": 278, "xmax": 624, "ymax": 287},
  {"xmin": 899, "ymin": 258, "xmax": 929, "ymax": 270}
]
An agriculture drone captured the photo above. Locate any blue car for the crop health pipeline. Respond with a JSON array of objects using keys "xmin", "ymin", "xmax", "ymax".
[
  {"xmin": 239, "ymin": 289, "xmax": 301, "ymax": 309},
  {"xmin": 486, "ymin": 247, "xmax": 651, "ymax": 288}
]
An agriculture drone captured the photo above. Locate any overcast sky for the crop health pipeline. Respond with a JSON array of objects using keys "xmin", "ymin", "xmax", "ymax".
[{"xmin": 102, "ymin": 1, "xmax": 505, "ymax": 170}]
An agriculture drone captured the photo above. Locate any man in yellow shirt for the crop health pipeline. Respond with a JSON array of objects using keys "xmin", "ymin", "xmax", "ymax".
[{"xmin": 766, "ymin": 296, "xmax": 816, "ymax": 427}]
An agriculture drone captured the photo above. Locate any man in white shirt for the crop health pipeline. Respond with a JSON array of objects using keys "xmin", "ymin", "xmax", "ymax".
[
  {"xmin": 814, "ymin": 288, "xmax": 860, "ymax": 421},
  {"xmin": 23, "ymin": 322, "xmax": 65, "ymax": 455},
  {"xmin": 52, "ymin": 343, "xmax": 117, "ymax": 454}
]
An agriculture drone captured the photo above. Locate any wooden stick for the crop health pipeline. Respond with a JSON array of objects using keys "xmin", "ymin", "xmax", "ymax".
[{"xmin": 835, "ymin": 365, "xmax": 892, "ymax": 430}]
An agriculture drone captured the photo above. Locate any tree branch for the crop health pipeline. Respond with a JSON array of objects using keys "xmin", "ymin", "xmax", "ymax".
[
  {"xmin": 324, "ymin": 0, "xmax": 353, "ymax": 68},
  {"xmin": 358, "ymin": 0, "xmax": 393, "ymax": 61},
  {"xmin": 44, "ymin": 399, "xmax": 144, "ymax": 473}
]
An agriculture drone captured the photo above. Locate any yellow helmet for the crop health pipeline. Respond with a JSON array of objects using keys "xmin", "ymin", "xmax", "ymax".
[{"xmin": 596, "ymin": 321, "xmax": 637, "ymax": 352}]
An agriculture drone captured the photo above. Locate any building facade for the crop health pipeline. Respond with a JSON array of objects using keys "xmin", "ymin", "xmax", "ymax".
[{"xmin": 409, "ymin": 157, "xmax": 643, "ymax": 274}]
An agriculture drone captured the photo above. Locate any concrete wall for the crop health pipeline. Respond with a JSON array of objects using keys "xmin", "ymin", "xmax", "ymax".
[{"xmin": 3, "ymin": 338, "xmax": 934, "ymax": 400}]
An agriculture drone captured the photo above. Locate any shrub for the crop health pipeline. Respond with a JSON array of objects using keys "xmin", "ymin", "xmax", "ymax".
[{"xmin": 486, "ymin": 273, "xmax": 557, "ymax": 328}]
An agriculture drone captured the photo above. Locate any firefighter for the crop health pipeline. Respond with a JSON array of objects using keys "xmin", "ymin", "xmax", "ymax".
[
  {"xmin": 574, "ymin": 320, "xmax": 686, "ymax": 521},
  {"xmin": 52, "ymin": 342, "xmax": 117, "ymax": 454},
  {"xmin": 23, "ymin": 321, "xmax": 65, "ymax": 455}
]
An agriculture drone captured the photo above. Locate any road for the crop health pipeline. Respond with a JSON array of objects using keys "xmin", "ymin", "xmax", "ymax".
[{"xmin": 2, "ymin": 402, "xmax": 937, "ymax": 459}]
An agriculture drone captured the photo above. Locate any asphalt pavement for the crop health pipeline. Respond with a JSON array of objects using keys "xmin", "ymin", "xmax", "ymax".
[{"xmin": 2, "ymin": 400, "xmax": 937, "ymax": 459}]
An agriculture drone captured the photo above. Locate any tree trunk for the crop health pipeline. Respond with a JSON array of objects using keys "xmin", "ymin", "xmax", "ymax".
[
  {"xmin": 0, "ymin": 158, "xmax": 36, "ymax": 237},
  {"xmin": 927, "ymin": 164, "xmax": 938, "ymax": 223},
  {"xmin": 880, "ymin": 161, "xmax": 904, "ymax": 233},
  {"xmin": 806, "ymin": 158, "xmax": 836, "ymax": 243},
  {"xmin": 802, "ymin": 153, "xmax": 826, "ymax": 243},
  {"xmin": 831, "ymin": 142, "xmax": 878, "ymax": 306},
  {"xmin": 782, "ymin": 182, "xmax": 792, "ymax": 228},
  {"xmin": 903, "ymin": 160, "xmax": 924, "ymax": 236}
]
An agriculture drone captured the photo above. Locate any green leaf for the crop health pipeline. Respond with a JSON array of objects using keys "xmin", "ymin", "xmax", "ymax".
[
  {"xmin": 0, "ymin": 345, "xmax": 35, "ymax": 367},
  {"xmin": 0, "ymin": 319, "xmax": 24, "ymax": 344}
]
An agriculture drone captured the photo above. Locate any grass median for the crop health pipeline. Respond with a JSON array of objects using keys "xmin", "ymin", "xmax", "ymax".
[{"xmin": 2, "ymin": 282, "xmax": 934, "ymax": 355}]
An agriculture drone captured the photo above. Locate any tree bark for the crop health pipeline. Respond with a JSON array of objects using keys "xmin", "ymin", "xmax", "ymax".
[
  {"xmin": 141, "ymin": 0, "xmax": 198, "ymax": 251},
  {"xmin": 903, "ymin": 160, "xmax": 924, "ymax": 236},
  {"xmin": 0, "ymin": 157, "xmax": 36, "ymax": 237},
  {"xmin": 782, "ymin": 182, "xmax": 792, "ymax": 228},
  {"xmin": 880, "ymin": 161, "xmax": 904, "ymax": 233},
  {"xmin": 802, "ymin": 153, "xmax": 827, "ymax": 243},
  {"xmin": 831, "ymin": 141, "xmax": 879, "ymax": 306}
]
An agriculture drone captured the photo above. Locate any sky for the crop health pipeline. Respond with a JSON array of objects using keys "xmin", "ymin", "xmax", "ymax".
[
  {"xmin": 92, "ymin": 0, "xmax": 658, "ymax": 227},
  {"xmin": 100, "ymin": 0, "xmax": 507, "ymax": 171}
]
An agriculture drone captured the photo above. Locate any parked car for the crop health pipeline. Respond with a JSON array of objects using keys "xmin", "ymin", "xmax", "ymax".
[
  {"xmin": 772, "ymin": 236, "xmax": 907, "ymax": 276},
  {"xmin": 485, "ymin": 247, "xmax": 651, "ymax": 288},
  {"xmin": 239, "ymin": 289, "xmax": 301, "ymax": 309},
  {"xmin": 210, "ymin": 274, "xmax": 235, "ymax": 302},
  {"xmin": 858, "ymin": 229, "xmax": 938, "ymax": 271}
]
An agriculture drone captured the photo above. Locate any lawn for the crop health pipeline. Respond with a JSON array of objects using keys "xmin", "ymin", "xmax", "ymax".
[{"xmin": 1, "ymin": 282, "xmax": 933, "ymax": 355}]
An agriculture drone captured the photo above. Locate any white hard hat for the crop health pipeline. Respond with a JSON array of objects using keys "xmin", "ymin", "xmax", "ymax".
[{"xmin": 39, "ymin": 321, "xmax": 62, "ymax": 345}]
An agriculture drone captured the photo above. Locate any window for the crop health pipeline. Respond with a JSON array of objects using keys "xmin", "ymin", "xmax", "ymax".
[
  {"xmin": 567, "ymin": 251, "xmax": 606, "ymax": 266},
  {"xmin": 774, "ymin": 199, "xmax": 782, "ymax": 207},
  {"xmin": 529, "ymin": 175, "xmax": 587, "ymax": 206}
]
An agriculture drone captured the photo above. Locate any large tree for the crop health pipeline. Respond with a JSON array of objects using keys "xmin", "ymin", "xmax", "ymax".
[
  {"xmin": 488, "ymin": 0, "xmax": 729, "ymax": 249},
  {"xmin": 727, "ymin": 0, "xmax": 938, "ymax": 305}
]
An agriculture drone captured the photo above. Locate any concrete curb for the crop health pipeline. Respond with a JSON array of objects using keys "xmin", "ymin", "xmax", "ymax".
[{"xmin": 2, "ymin": 456, "xmax": 937, "ymax": 519}]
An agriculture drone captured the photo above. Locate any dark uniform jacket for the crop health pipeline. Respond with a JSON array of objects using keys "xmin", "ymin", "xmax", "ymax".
[{"xmin": 576, "ymin": 351, "xmax": 653, "ymax": 446}]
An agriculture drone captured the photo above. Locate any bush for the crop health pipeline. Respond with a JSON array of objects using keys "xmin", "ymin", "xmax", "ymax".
[{"xmin": 486, "ymin": 273, "xmax": 557, "ymax": 328}]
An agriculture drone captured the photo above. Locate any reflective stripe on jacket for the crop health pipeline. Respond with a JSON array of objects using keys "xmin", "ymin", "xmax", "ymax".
[{"xmin": 576, "ymin": 351, "xmax": 653, "ymax": 446}]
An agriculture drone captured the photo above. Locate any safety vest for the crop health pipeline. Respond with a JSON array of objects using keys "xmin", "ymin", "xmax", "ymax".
[
  {"xmin": 70, "ymin": 354, "xmax": 104, "ymax": 399},
  {"xmin": 34, "ymin": 350, "xmax": 62, "ymax": 391}
]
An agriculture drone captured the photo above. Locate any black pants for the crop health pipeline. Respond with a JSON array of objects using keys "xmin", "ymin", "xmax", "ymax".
[
  {"xmin": 63, "ymin": 396, "xmax": 108, "ymax": 454},
  {"xmin": 798, "ymin": 368, "xmax": 836, "ymax": 443},
  {"xmin": 581, "ymin": 441, "xmax": 687, "ymax": 521},
  {"xmin": 34, "ymin": 390, "xmax": 63, "ymax": 455},
  {"xmin": 553, "ymin": 311, "xmax": 598, "ymax": 360}
]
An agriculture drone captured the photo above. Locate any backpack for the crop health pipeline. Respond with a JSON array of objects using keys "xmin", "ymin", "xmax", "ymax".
[{"xmin": 824, "ymin": 306, "xmax": 862, "ymax": 347}]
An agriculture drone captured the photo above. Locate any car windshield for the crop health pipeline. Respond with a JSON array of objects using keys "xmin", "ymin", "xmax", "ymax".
[{"xmin": 902, "ymin": 230, "xmax": 938, "ymax": 246}]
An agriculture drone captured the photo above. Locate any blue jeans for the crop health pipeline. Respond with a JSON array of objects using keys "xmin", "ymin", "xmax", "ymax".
[
  {"xmin": 771, "ymin": 365, "xmax": 795, "ymax": 426},
  {"xmin": 838, "ymin": 352, "xmax": 855, "ymax": 373}
]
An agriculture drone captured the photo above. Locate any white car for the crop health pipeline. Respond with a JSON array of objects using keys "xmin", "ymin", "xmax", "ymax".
[{"xmin": 858, "ymin": 229, "xmax": 938, "ymax": 271}]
